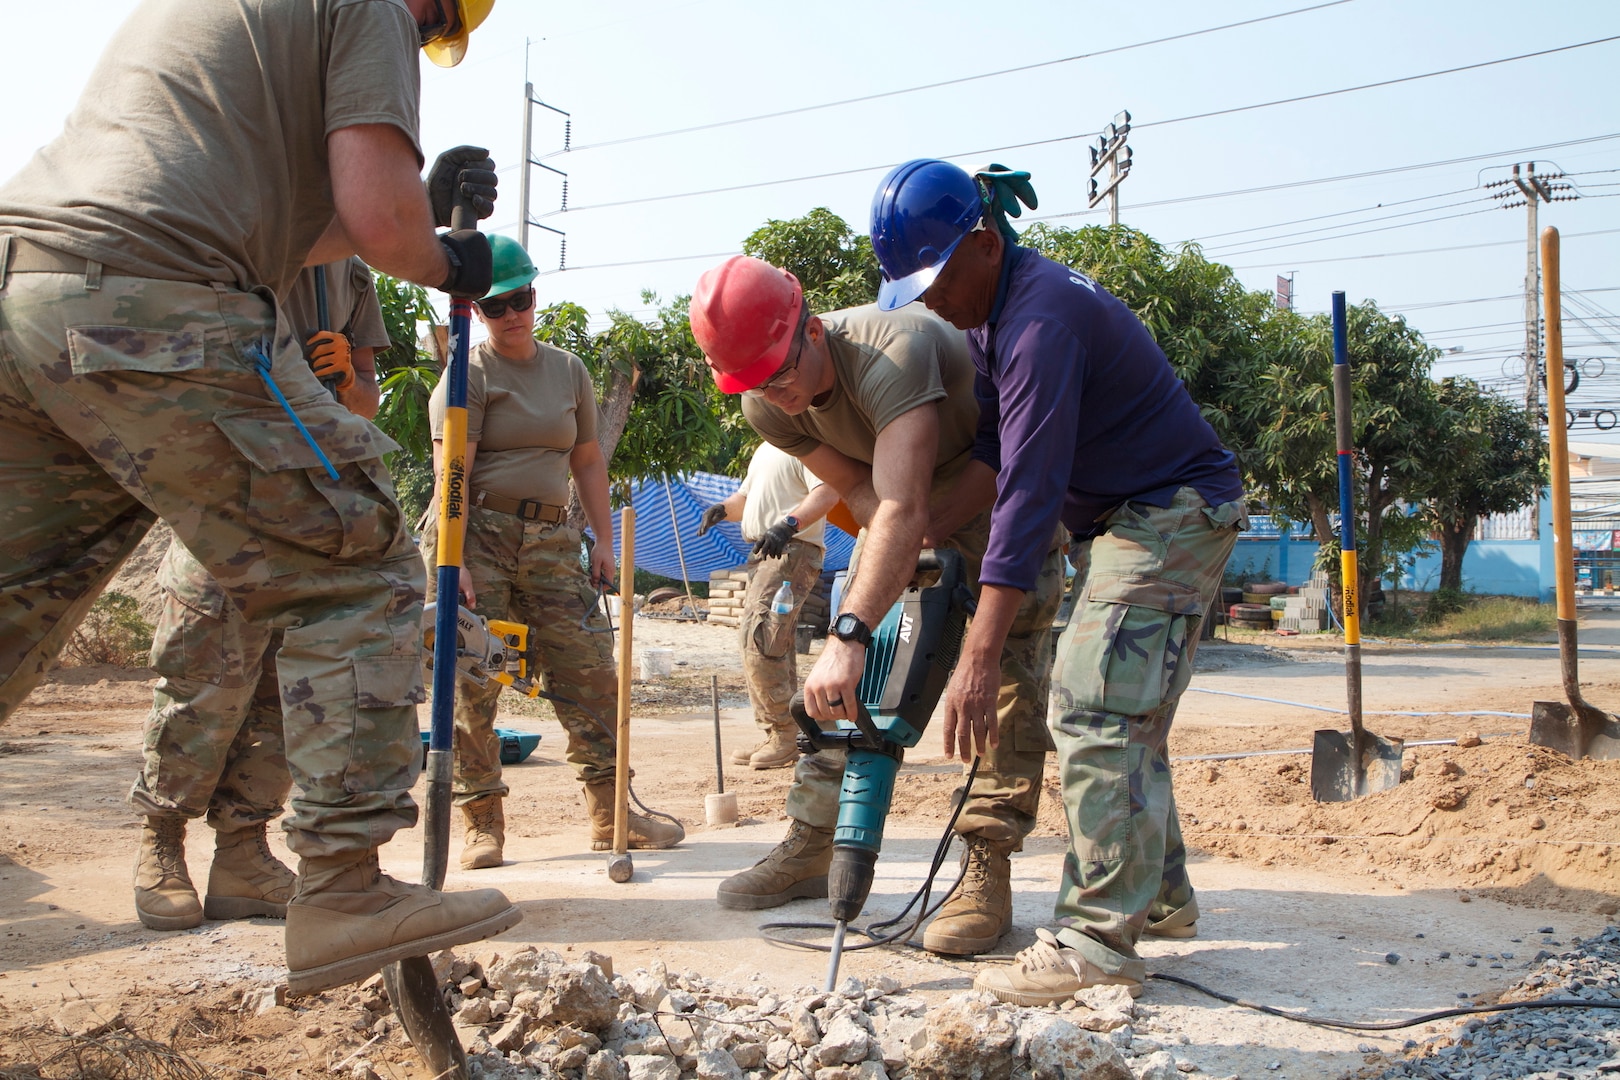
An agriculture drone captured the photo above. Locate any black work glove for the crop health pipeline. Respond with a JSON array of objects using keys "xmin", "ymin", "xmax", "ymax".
[
  {"xmin": 426, "ymin": 145, "xmax": 499, "ymax": 227},
  {"xmin": 698, "ymin": 503, "xmax": 728, "ymax": 536},
  {"xmin": 752, "ymin": 518, "xmax": 796, "ymax": 559},
  {"xmin": 437, "ymin": 230, "xmax": 493, "ymax": 298}
]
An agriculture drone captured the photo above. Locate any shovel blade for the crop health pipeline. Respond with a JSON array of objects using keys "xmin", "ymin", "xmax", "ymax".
[
  {"xmin": 1530, "ymin": 700, "xmax": 1620, "ymax": 760},
  {"xmin": 384, "ymin": 956, "xmax": 468, "ymax": 1080},
  {"xmin": 1311, "ymin": 728, "xmax": 1405, "ymax": 802}
]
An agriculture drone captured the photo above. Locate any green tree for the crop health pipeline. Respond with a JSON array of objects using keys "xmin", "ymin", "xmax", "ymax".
[
  {"xmin": 1017, "ymin": 224, "xmax": 1272, "ymax": 474},
  {"xmin": 1425, "ymin": 378, "xmax": 1546, "ymax": 592},
  {"xmin": 1251, "ymin": 302, "xmax": 1447, "ymax": 618},
  {"xmin": 743, "ymin": 207, "xmax": 879, "ymax": 311},
  {"xmin": 369, "ymin": 272, "xmax": 440, "ymax": 465}
]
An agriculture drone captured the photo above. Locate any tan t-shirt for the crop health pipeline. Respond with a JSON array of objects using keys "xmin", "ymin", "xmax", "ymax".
[
  {"xmin": 429, "ymin": 340, "xmax": 600, "ymax": 507},
  {"xmin": 0, "ymin": 0, "xmax": 422, "ymax": 298},
  {"xmin": 282, "ymin": 258, "xmax": 390, "ymax": 349},
  {"xmin": 738, "ymin": 442, "xmax": 827, "ymax": 551},
  {"xmin": 743, "ymin": 304, "xmax": 979, "ymax": 501}
]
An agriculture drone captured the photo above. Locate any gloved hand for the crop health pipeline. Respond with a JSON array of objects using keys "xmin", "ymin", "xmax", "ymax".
[
  {"xmin": 437, "ymin": 230, "xmax": 493, "ymax": 298},
  {"xmin": 426, "ymin": 145, "xmax": 499, "ymax": 227},
  {"xmin": 698, "ymin": 503, "xmax": 728, "ymax": 536},
  {"xmin": 752, "ymin": 517, "xmax": 797, "ymax": 559},
  {"xmin": 974, "ymin": 163, "xmax": 1038, "ymax": 242},
  {"xmin": 304, "ymin": 330, "xmax": 355, "ymax": 391}
]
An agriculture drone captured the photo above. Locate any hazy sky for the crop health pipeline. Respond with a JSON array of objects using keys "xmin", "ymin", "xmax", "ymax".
[{"xmin": 5, "ymin": 1, "xmax": 1617, "ymax": 439}]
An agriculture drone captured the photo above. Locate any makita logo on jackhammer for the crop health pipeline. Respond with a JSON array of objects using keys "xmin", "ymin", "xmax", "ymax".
[{"xmin": 899, "ymin": 612, "xmax": 914, "ymax": 643}]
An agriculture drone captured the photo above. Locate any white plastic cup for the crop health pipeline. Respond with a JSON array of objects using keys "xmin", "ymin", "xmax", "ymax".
[
  {"xmin": 639, "ymin": 648, "xmax": 673, "ymax": 679},
  {"xmin": 705, "ymin": 791, "xmax": 738, "ymax": 827}
]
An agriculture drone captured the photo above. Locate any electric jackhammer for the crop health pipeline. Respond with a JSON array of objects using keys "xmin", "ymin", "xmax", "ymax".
[{"xmin": 791, "ymin": 548, "xmax": 974, "ymax": 989}]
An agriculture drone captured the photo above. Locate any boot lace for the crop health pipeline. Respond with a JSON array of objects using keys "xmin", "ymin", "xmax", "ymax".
[
  {"xmin": 960, "ymin": 836, "xmax": 994, "ymax": 889},
  {"xmin": 469, "ymin": 802, "xmax": 499, "ymax": 837},
  {"xmin": 1010, "ymin": 928, "xmax": 1083, "ymax": 977},
  {"xmin": 150, "ymin": 819, "xmax": 186, "ymax": 877}
]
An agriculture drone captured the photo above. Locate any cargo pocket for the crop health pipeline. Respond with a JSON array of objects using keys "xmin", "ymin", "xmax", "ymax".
[
  {"xmin": 214, "ymin": 408, "xmax": 409, "ymax": 577},
  {"xmin": 1067, "ymin": 576, "xmax": 1205, "ymax": 719},
  {"xmin": 349, "ymin": 654, "xmax": 426, "ymax": 793}
]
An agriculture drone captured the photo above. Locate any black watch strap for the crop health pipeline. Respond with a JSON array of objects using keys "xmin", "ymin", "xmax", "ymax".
[{"xmin": 833, "ymin": 613, "xmax": 872, "ymax": 647}]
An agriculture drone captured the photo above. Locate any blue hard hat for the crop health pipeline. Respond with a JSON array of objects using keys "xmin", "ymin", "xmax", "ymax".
[{"xmin": 870, "ymin": 159, "xmax": 985, "ymax": 311}]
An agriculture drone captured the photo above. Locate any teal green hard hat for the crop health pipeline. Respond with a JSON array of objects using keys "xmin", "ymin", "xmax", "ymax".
[{"xmin": 484, "ymin": 235, "xmax": 538, "ymax": 299}]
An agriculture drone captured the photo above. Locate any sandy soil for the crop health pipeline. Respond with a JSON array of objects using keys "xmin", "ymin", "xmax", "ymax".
[{"xmin": 2, "ymin": 607, "xmax": 1618, "ymax": 1079}]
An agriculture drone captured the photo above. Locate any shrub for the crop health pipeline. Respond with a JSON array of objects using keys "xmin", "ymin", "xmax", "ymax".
[{"xmin": 62, "ymin": 592, "xmax": 154, "ymax": 668}]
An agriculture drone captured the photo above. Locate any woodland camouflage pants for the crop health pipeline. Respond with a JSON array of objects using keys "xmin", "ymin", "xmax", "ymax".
[{"xmin": 1050, "ymin": 487, "xmax": 1245, "ymax": 980}]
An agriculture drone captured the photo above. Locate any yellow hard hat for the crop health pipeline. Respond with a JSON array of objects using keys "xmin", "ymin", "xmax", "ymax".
[{"xmin": 421, "ymin": 0, "xmax": 496, "ymax": 68}]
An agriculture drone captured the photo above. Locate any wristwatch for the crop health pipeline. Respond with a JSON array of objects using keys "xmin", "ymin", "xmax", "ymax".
[
  {"xmin": 783, "ymin": 514, "xmax": 800, "ymax": 530},
  {"xmin": 831, "ymin": 612, "xmax": 872, "ymax": 648}
]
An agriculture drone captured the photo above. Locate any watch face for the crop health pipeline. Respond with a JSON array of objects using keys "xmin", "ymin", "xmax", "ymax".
[{"xmin": 834, "ymin": 613, "xmax": 867, "ymax": 642}]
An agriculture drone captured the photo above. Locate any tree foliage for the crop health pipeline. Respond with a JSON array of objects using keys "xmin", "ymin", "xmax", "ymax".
[
  {"xmin": 743, "ymin": 207, "xmax": 879, "ymax": 312},
  {"xmin": 1426, "ymin": 378, "xmax": 1546, "ymax": 591},
  {"xmin": 369, "ymin": 272, "xmax": 440, "ymax": 466}
]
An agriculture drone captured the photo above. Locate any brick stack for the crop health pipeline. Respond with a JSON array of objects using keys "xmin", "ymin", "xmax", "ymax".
[
  {"xmin": 705, "ymin": 569, "xmax": 748, "ymax": 627},
  {"xmin": 1278, "ymin": 572, "xmax": 1332, "ymax": 632}
]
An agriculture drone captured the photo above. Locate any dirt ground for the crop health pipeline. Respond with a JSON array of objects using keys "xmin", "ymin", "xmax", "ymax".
[{"xmin": 2, "ymin": 605, "xmax": 1618, "ymax": 1079}]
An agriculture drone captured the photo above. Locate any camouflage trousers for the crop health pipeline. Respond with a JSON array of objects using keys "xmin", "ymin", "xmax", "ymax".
[
  {"xmin": 785, "ymin": 511, "xmax": 1062, "ymax": 844},
  {"xmin": 1050, "ymin": 487, "xmax": 1245, "ymax": 980},
  {"xmin": 0, "ymin": 265, "xmax": 426, "ymax": 858},
  {"xmin": 421, "ymin": 507, "xmax": 619, "ymax": 802},
  {"xmin": 128, "ymin": 539, "xmax": 291, "ymax": 831},
  {"xmin": 740, "ymin": 538, "xmax": 824, "ymax": 736}
]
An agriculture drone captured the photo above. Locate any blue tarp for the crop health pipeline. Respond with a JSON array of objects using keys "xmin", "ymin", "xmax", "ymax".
[{"xmin": 611, "ymin": 472, "xmax": 855, "ymax": 581}]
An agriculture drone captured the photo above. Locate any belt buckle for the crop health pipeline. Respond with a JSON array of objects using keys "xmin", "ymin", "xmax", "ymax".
[{"xmin": 516, "ymin": 499, "xmax": 543, "ymax": 522}]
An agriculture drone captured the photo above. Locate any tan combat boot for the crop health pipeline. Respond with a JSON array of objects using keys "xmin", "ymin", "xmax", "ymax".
[
  {"xmin": 204, "ymin": 822, "xmax": 296, "ymax": 920},
  {"xmin": 974, "ymin": 927, "xmax": 1143, "ymax": 1006},
  {"xmin": 460, "ymin": 795, "xmax": 505, "ymax": 870},
  {"xmin": 284, "ymin": 849, "xmax": 521, "ymax": 997},
  {"xmin": 731, "ymin": 738, "xmax": 763, "ymax": 766},
  {"xmin": 748, "ymin": 728, "xmax": 800, "ymax": 770},
  {"xmin": 133, "ymin": 815, "xmax": 203, "ymax": 931},
  {"xmin": 583, "ymin": 782, "xmax": 685, "ymax": 851},
  {"xmin": 923, "ymin": 834, "xmax": 1015, "ymax": 955},
  {"xmin": 716, "ymin": 818, "xmax": 833, "ymax": 910}
]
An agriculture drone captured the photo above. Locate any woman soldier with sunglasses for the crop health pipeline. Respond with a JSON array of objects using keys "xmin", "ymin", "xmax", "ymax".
[{"xmin": 423, "ymin": 235, "xmax": 684, "ymax": 868}]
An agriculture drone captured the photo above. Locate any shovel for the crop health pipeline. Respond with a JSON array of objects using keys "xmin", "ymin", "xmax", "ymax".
[
  {"xmin": 381, "ymin": 190, "xmax": 485, "ymax": 1080},
  {"xmin": 1311, "ymin": 291, "xmax": 1404, "ymax": 801},
  {"xmin": 1528, "ymin": 227, "xmax": 1620, "ymax": 760}
]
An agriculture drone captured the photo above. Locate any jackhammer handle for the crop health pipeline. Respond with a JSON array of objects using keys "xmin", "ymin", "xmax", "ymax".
[{"xmin": 791, "ymin": 691, "xmax": 882, "ymax": 748}]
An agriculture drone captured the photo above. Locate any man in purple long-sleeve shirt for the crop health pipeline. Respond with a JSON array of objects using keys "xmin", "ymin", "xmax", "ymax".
[{"xmin": 871, "ymin": 159, "xmax": 1247, "ymax": 1004}]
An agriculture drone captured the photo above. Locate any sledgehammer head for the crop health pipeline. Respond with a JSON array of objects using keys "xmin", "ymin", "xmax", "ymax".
[{"xmin": 606, "ymin": 852, "xmax": 634, "ymax": 883}]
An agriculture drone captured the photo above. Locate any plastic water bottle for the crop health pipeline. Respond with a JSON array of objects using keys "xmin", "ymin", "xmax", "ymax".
[{"xmin": 771, "ymin": 580, "xmax": 794, "ymax": 617}]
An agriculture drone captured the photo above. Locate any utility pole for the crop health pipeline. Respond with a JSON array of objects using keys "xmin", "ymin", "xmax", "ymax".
[
  {"xmin": 1487, "ymin": 163, "xmax": 1577, "ymax": 420},
  {"xmin": 517, "ymin": 52, "xmax": 571, "ymax": 269},
  {"xmin": 1087, "ymin": 110, "xmax": 1132, "ymax": 226}
]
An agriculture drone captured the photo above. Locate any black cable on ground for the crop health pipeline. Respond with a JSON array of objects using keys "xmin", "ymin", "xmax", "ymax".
[
  {"xmin": 758, "ymin": 757, "xmax": 983, "ymax": 957},
  {"xmin": 1147, "ymin": 972, "xmax": 1620, "ymax": 1031}
]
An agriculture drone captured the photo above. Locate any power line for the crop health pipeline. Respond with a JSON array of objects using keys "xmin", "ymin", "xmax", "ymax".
[
  {"xmin": 556, "ymin": 0, "xmax": 1359, "ymax": 153},
  {"xmin": 1204, "ymin": 201, "xmax": 1490, "ymax": 256},
  {"xmin": 1228, "ymin": 226, "xmax": 1620, "ymax": 269},
  {"xmin": 1187, "ymin": 187, "xmax": 1476, "ymax": 242}
]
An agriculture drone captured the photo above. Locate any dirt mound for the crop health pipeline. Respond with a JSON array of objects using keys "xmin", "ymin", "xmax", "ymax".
[
  {"xmin": 1172, "ymin": 738, "xmax": 1619, "ymax": 913},
  {"xmin": 103, "ymin": 520, "xmax": 173, "ymax": 625}
]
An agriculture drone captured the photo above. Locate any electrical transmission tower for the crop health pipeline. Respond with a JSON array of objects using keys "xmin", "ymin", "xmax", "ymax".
[
  {"xmin": 1088, "ymin": 110, "xmax": 1133, "ymax": 226},
  {"xmin": 1486, "ymin": 162, "xmax": 1578, "ymax": 420},
  {"xmin": 518, "ymin": 80, "xmax": 571, "ymax": 271}
]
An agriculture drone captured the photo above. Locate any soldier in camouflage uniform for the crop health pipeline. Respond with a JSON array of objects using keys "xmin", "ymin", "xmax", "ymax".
[
  {"xmin": 698, "ymin": 441, "xmax": 841, "ymax": 770},
  {"xmin": 127, "ymin": 259, "xmax": 391, "ymax": 932},
  {"xmin": 690, "ymin": 255, "xmax": 1061, "ymax": 957},
  {"xmin": 423, "ymin": 236, "xmax": 682, "ymax": 868},
  {"xmin": 0, "ymin": 0, "xmax": 520, "ymax": 997},
  {"xmin": 871, "ymin": 159, "xmax": 1246, "ymax": 1003}
]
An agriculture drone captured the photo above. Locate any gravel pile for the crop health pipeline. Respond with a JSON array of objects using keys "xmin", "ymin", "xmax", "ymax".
[
  {"xmin": 349, "ymin": 945, "xmax": 1223, "ymax": 1080},
  {"xmin": 1376, "ymin": 924, "xmax": 1620, "ymax": 1080}
]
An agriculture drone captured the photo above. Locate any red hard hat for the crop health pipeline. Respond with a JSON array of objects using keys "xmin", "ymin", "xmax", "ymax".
[{"xmin": 690, "ymin": 256, "xmax": 804, "ymax": 394}]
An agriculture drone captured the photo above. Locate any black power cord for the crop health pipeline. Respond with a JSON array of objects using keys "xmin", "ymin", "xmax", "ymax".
[
  {"xmin": 758, "ymin": 757, "xmax": 983, "ymax": 957},
  {"xmin": 1147, "ymin": 971, "xmax": 1620, "ymax": 1030}
]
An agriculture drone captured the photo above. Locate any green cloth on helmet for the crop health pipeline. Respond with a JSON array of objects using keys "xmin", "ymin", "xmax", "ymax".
[
  {"xmin": 975, "ymin": 164, "xmax": 1038, "ymax": 244},
  {"xmin": 484, "ymin": 234, "xmax": 539, "ymax": 299}
]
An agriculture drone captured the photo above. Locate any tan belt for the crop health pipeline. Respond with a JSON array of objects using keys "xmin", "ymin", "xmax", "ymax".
[
  {"xmin": 0, "ymin": 235, "xmax": 123, "ymax": 291},
  {"xmin": 473, "ymin": 491, "xmax": 567, "ymax": 524}
]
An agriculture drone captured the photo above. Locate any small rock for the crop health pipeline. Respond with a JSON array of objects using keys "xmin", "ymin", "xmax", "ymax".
[
  {"xmin": 1439, "ymin": 951, "xmax": 1452, "ymax": 959},
  {"xmin": 1135, "ymin": 1049, "xmax": 1181, "ymax": 1080},
  {"xmin": 458, "ymin": 975, "xmax": 484, "ymax": 997},
  {"xmin": 241, "ymin": 985, "xmax": 286, "ymax": 1015},
  {"xmin": 1538, "ymin": 926, "xmax": 1555, "ymax": 934},
  {"xmin": 1358, "ymin": 1042, "xmax": 1376, "ymax": 1053},
  {"xmin": 1458, "ymin": 893, "xmax": 1472, "ymax": 903},
  {"xmin": 1456, "ymin": 732, "xmax": 1482, "ymax": 747},
  {"xmin": 52, "ymin": 1000, "xmax": 123, "ymax": 1039},
  {"xmin": 491, "ymin": 1015, "xmax": 528, "ymax": 1052},
  {"xmin": 1384, "ymin": 953, "xmax": 1400, "ymax": 965},
  {"xmin": 624, "ymin": 1055, "xmax": 680, "ymax": 1080}
]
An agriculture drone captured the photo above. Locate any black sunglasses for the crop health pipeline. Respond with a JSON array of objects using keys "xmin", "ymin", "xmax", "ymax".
[
  {"xmin": 476, "ymin": 287, "xmax": 536, "ymax": 319},
  {"xmin": 418, "ymin": 0, "xmax": 458, "ymax": 44}
]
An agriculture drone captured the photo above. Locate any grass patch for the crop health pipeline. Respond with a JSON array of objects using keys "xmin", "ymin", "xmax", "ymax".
[{"xmin": 1369, "ymin": 593, "xmax": 1555, "ymax": 643}]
